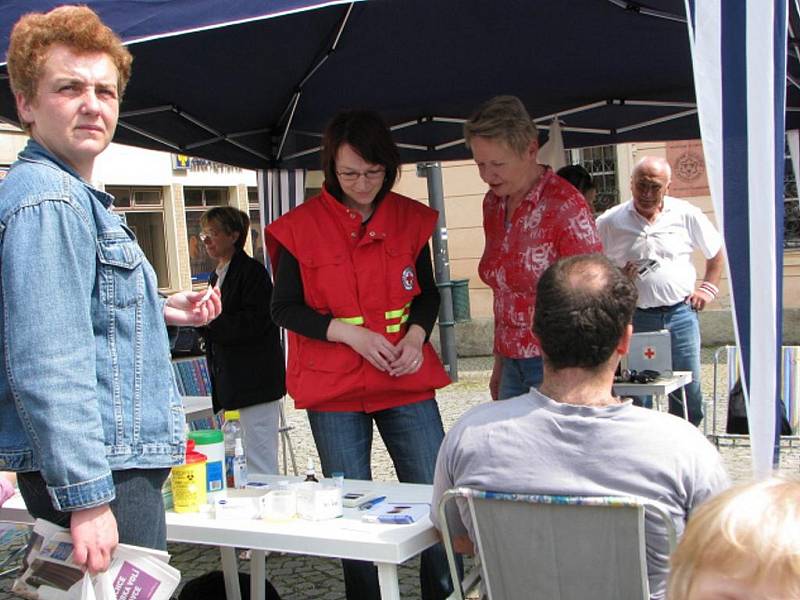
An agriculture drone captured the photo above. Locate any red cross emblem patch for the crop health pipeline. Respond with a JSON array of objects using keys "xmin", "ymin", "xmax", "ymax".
[
  {"xmin": 643, "ymin": 346, "xmax": 656, "ymax": 360},
  {"xmin": 402, "ymin": 266, "xmax": 415, "ymax": 291}
]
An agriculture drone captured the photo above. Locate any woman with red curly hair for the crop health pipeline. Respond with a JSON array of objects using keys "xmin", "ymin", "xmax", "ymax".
[{"xmin": 0, "ymin": 5, "xmax": 220, "ymax": 572}]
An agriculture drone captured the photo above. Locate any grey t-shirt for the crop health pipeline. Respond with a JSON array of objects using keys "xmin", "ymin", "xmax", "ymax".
[{"xmin": 431, "ymin": 389, "xmax": 729, "ymax": 600}]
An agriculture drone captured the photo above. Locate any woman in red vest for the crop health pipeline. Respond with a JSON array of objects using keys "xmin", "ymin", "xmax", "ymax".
[{"xmin": 267, "ymin": 110, "xmax": 453, "ymax": 600}]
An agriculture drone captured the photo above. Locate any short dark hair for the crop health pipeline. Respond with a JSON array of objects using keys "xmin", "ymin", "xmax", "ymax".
[
  {"xmin": 557, "ymin": 165, "xmax": 595, "ymax": 196},
  {"xmin": 533, "ymin": 254, "xmax": 637, "ymax": 370},
  {"xmin": 200, "ymin": 206, "xmax": 249, "ymax": 250},
  {"xmin": 321, "ymin": 110, "xmax": 400, "ymax": 203}
]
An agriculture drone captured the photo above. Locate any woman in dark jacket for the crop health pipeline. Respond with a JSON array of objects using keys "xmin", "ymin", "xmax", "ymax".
[{"xmin": 201, "ymin": 207, "xmax": 286, "ymax": 475}]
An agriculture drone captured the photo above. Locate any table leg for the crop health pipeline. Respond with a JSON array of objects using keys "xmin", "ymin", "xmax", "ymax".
[
  {"xmin": 250, "ymin": 550, "xmax": 266, "ymax": 600},
  {"xmin": 376, "ymin": 562, "xmax": 401, "ymax": 600},
  {"xmin": 220, "ymin": 546, "xmax": 242, "ymax": 600},
  {"xmin": 681, "ymin": 386, "xmax": 689, "ymax": 421}
]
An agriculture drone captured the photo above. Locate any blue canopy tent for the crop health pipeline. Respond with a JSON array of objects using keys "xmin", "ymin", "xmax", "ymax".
[{"xmin": 0, "ymin": 0, "xmax": 794, "ymax": 474}]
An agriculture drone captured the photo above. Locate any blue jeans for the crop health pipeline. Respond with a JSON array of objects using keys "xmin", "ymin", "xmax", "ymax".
[
  {"xmin": 499, "ymin": 356, "xmax": 543, "ymax": 400},
  {"xmin": 633, "ymin": 303, "xmax": 703, "ymax": 425},
  {"xmin": 308, "ymin": 399, "xmax": 454, "ymax": 600},
  {"xmin": 17, "ymin": 468, "xmax": 170, "ymax": 550}
]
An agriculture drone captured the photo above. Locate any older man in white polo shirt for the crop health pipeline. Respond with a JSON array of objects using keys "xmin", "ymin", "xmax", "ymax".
[{"xmin": 596, "ymin": 156, "xmax": 723, "ymax": 425}]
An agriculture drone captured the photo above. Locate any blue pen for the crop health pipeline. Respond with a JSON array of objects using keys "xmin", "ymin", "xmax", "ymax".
[{"xmin": 358, "ymin": 496, "xmax": 387, "ymax": 511}]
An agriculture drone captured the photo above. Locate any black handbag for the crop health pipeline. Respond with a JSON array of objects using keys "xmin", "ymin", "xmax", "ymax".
[
  {"xmin": 726, "ymin": 378, "xmax": 793, "ymax": 435},
  {"xmin": 178, "ymin": 570, "xmax": 281, "ymax": 600}
]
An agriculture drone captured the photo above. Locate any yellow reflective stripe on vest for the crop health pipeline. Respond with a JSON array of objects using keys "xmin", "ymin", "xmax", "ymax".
[
  {"xmin": 384, "ymin": 302, "xmax": 411, "ymax": 320},
  {"xmin": 336, "ymin": 316, "xmax": 365, "ymax": 325},
  {"xmin": 385, "ymin": 314, "xmax": 410, "ymax": 333},
  {"xmin": 384, "ymin": 302, "xmax": 411, "ymax": 333}
]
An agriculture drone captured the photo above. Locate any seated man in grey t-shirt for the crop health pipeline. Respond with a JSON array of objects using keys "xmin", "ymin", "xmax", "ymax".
[{"xmin": 431, "ymin": 254, "xmax": 729, "ymax": 600}]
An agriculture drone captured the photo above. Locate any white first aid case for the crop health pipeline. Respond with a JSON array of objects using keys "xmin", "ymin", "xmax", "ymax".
[{"xmin": 623, "ymin": 330, "xmax": 673, "ymax": 375}]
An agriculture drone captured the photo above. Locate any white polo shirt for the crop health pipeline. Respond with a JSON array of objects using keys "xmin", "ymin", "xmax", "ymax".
[{"xmin": 596, "ymin": 196, "xmax": 722, "ymax": 308}]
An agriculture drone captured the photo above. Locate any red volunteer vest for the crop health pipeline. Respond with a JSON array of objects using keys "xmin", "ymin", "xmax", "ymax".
[{"xmin": 266, "ymin": 188, "xmax": 451, "ymax": 412}]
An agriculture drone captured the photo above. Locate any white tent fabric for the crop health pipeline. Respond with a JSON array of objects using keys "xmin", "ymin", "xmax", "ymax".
[
  {"xmin": 686, "ymin": 0, "xmax": 787, "ymax": 476},
  {"xmin": 260, "ymin": 168, "xmax": 306, "ymax": 272},
  {"xmin": 538, "ymin": 118, "xmax": 567, "ymax": 171}
]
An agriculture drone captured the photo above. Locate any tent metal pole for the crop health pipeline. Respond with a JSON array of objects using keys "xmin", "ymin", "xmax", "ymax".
[
  {"xmin": 397, "ymin": 143, "xmax": 427, "ymax": 151},
  {"xmin": 283, "ymin": 146, "xmax": 322, "ymax": 161},
  {"xmin": 119, "ymin": 105, "xmax": 174, "ymax": 117},
  {"xmin": 277, "ymin": 92, "xmax": 302, "ymax": 159},
  {"xmin": 274, "ymin": 2, "xmax": 355, "ymax": 154},
  {"xmin": 417, "ymin": 161, "xmax": 458, "ymax": 382},
  {"xmin": 116, "ymin": 121, "xmax": 181, "ymax": 150},
  {"xmin": 616, "ymin": 108, "xmax": 698, "ymax": 133}
]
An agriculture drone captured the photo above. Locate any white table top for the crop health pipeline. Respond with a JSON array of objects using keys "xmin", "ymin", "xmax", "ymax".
[
  {"xmin": 611, "ymin": 370, "xmax": 692, "ymax": 397},
  {"xmin": 182, "ymin": 395, "xmax": 212, "ymax": 417},
  {"xmin": 0, "ymin": 477, "xmax": 439, "ymax": 566}
]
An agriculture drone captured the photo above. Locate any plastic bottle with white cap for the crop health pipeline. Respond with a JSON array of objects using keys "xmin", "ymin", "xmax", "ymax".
[{"xmin": 233, "ymin": 437, "xmax": 248, "ymax": 489}]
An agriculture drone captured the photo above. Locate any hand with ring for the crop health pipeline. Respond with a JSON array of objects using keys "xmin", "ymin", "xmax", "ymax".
[{"xmin": 388, "ymin": 325, "xmax": 426, "ymax": 377}]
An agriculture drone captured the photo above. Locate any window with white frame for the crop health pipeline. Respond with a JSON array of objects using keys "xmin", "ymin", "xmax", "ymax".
[
  {"xmin": 107, "ymin": 186, "xmax": 169, "ymax": 288},
  {"xmin": 567, "ymin": 145, "xmax": 619, "ymax": 214}
]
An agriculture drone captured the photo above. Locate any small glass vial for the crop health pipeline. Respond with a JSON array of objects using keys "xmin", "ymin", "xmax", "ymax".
[{"xmin": 304, "ymin": 457, "xmax": 319, "ymax": 483}]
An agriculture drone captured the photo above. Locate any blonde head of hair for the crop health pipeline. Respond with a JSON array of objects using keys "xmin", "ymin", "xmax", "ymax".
[
  {"xmin": 463, "ymin": 95, "xmax": 538, "ymax": 156},
  {"xmin": 667, "ymin": 476, "xmax": 800, "ymax": 599}
]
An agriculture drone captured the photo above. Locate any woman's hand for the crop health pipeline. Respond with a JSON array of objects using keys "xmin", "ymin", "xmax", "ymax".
[
  {"xmin": 164, "ymin": 287, "xmax": 222, "ymax": 326},
  {"xmin": 70, "ymin": 504, "xmax": 118, "ymax": 575},
  {"xmin": 327, "ymin": 319, "xmax": 399, "ymax": 372},
  {"xmin": 388, "ymin": 325, "xmax": 426, "ymax": 377},
  {"xmin": 489, "ymin": 355, "xmax": 503, "ymax": 401}
]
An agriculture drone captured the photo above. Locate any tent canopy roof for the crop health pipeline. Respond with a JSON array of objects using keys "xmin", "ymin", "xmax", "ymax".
[{"xmin": 1, "ymin": 0, "xmax": 798, "ymax": 169}]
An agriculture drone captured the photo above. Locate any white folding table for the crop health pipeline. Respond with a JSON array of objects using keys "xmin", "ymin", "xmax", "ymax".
[
  {"xmin": 0, "ymin": 478, "xmax": 439, "ymax": 600},
  {"xmin": 612, "ymin": 370, "xmax": 693, "ymax": 420}
]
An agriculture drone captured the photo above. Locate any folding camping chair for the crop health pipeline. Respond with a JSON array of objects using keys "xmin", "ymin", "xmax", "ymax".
[
  {"xmin": 438, "ymin": 488, "xmax": 677, "ymax": 600},
  {"xmin": 709, "ymin": 345, "xmax": 800, "ymax": 446}
]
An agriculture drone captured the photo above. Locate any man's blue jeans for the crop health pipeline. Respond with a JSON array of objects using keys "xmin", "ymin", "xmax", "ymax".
[
  {"xmin": 17, "ymin": 468, "xmax": 170, "ymax": 549},
  {"xmin": 499, "ymin": 356, "xmax": 543, "ymax": 400},
  {"xmin": 633, "ymin": 302, "xmax": 704, "ymax": 425},
  {"xmin": 308, "ymin": 399, "xmax": 454, "ymax": 600}
]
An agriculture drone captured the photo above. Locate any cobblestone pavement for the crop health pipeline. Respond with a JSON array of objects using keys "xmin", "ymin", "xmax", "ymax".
[{"xmin": 1, "ymin": 353, "xmax": 797, "ymax": 599}]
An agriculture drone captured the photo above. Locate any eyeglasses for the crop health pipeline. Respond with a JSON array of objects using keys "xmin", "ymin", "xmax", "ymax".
[
  {"xmin": 336, "ymin": 168, "xmax": 386, "ymax": 182},
  {"xmin": 199, "ymin": 230, "xmax": 221, "ymax": 242}
]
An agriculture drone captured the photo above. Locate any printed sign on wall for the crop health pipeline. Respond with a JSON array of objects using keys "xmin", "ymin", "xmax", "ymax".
[{"xmin": 666, "ymin": 140, "xmax": 710, "ymax": 198}]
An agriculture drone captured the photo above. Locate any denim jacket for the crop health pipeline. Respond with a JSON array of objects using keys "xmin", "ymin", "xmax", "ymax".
[{"xmin": 0, "ymin": 140, "xmax": 185, "ymax": 511}]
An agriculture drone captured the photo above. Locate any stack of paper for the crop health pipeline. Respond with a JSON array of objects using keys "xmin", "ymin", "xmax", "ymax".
[{"xmin": 12, "ymin": 519, "xmax": 180, "ymax": 600}]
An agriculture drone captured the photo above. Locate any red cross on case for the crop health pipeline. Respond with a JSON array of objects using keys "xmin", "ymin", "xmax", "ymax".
[{"xmin": 644, "ymin": 346, "xmax": 656, "ymax": 359}]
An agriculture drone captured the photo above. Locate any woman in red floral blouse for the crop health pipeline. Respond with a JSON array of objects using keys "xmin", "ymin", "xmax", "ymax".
[{"xmin": 464, "ymin": 96, "xmax": 603, "ymax": 400}]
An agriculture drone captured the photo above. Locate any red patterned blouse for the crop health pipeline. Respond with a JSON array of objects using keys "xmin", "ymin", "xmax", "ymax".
[{"xmin": 478, "ymin": 167, "xmax": 603, "ymax": 358}]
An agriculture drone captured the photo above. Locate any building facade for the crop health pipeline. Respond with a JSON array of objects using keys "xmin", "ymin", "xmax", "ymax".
[{"xmin": 2, "ymin": 123, "xmax": 797, "ymax": 347}]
